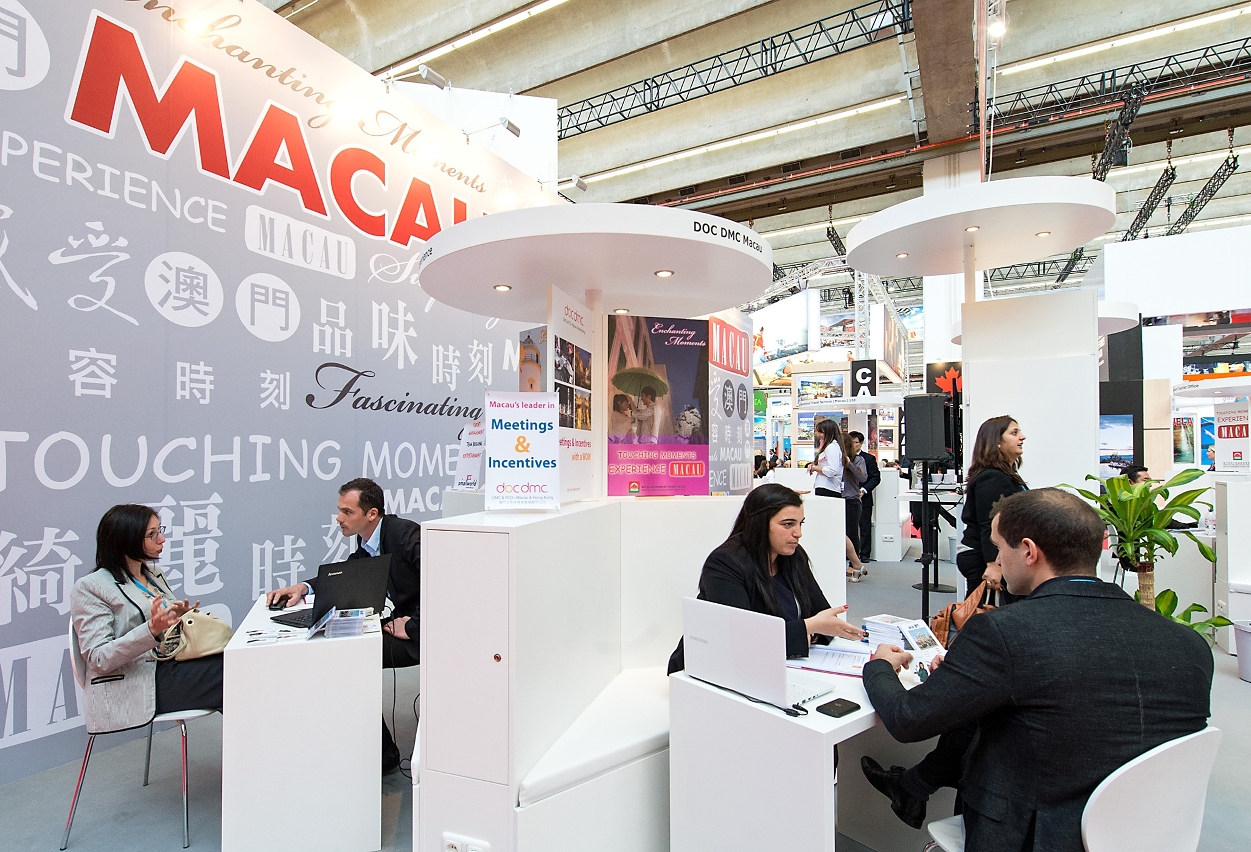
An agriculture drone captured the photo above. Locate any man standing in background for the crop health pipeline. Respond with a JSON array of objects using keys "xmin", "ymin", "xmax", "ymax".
[{"xmin": 849, "ymin": 431, "xmax": 880, "ymax": 562}]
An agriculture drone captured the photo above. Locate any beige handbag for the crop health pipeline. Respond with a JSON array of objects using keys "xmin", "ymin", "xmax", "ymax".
[{"xmin": 154, "ymin": 608, "xmax": 233, "ymax": 661}]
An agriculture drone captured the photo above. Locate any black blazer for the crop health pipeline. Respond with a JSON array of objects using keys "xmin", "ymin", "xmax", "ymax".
[
  {"xmin": 858, "ymin": 451, "xmax": 881, "ymax": 497},
  {"xmin": 667, "ymin": 536, "xmax": 832, "ymax": 674},
  {"xmin": 863, "ymin": 577, "xmax": 1212, "ymax": 852},
  {"xmin": 345, "ymin": 513, "xmax": 422, "ymax": 621},
  {"xmin": 960, "ymin": 468, "xmax": 1024, "ymax": 563}
]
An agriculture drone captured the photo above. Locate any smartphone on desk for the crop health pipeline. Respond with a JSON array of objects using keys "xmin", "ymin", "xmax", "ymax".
[{"xmin": 816, "ymin": 698, "xmax": 861, "ymax": 718}]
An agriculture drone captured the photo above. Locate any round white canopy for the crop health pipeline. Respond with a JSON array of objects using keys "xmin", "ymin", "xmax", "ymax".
[
  {"xmin": 845, "ymin": 176, "xmax": 1117, "ymax": 277},
  {"xmin": 418, "ymin": 203, "xmax": 773, "ymax": 323},
  {"xmin": 1098, "ymin": 301, "xmax": 1140, "ymax": 336}
]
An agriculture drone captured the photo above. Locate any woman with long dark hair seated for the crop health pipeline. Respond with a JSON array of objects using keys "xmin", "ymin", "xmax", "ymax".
[
  {"xmin": 668, "ymin": 483, "xmax": 864, "ymax": 674},
  {"xmin": 70, "ymin": 504, "xmax": 224, "ymax": 734}
]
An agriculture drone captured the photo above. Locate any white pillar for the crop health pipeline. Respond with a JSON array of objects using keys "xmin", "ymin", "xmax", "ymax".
[{"xmin": 921, "ymin": 151, "xmax": 981, "ymax": 365}]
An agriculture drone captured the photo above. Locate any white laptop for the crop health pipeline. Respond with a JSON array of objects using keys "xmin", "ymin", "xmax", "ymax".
[{"xmin": 683, "ymin": 597, "xmax": 833, "ymax": 709}]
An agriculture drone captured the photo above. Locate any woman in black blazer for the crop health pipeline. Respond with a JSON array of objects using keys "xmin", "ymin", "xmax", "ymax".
[
  {"xmin": 668, "ymin": 483, "xmax": 864, "ymax": 674},
  {"xmin": 957, "ymin": 416, "xmax": 1028, "ymax": 604}
]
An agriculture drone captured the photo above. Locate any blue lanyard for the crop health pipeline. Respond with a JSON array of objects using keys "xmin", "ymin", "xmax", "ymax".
[{"xmin": 131, "ymin": 575, "xmax": 160, "ymax": 599}]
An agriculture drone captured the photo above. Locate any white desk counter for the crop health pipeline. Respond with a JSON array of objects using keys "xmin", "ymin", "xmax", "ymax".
[
  {"xmin": 670, "ymin": 667, "xmax": 955, "ymax": 852},
  {"xmin": 221, "ymin": 596, "xmax": 382, "ymax": 852}
]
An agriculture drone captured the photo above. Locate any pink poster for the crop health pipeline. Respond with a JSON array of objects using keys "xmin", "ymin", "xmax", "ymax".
[{"xmin": 607, "ymin": 316, "xmax": 709, "ymax": 496}]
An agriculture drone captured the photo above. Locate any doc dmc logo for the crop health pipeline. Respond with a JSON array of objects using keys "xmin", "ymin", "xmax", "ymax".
[{"xmin": 495, "ymin": 482, "xmax": 549, "ymax": 493}]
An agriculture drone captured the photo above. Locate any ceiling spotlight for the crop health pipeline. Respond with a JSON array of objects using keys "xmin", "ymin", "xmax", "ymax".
[
  {"xmin": 501, "ymin": 117, "xmax": 521, "ymax": 138},
  {"xmin": 896, "ymin": 252, "xmax": 909, "ymax": 259},
  {"xmin": 987, "ymin": 17, "xmax": 1007, "ymax": 38},
  {"xmin": 1035, "ymin": 231, "xmax": 1051, "ymax": 238},
  {"xmin": 493, "ymin": 284, "xmax": 512, "ymax": 292},
  {"xmin": 464, "ymin": 117, "xmax": 522, "ymax": 143},
  {"xmin": 614, "ymin": 308, "xmax": 629, "ymax": 314},
  {"xmin": 965, "ymin": 226, "xmax": 980, "ymax": 232},
  {"xmin": 416, "ymin": 64, "xmax": 450, "ymax": 90},
  {"xmin": 655, "ymin": 270, "xmax": 674, "ymax": 278}
]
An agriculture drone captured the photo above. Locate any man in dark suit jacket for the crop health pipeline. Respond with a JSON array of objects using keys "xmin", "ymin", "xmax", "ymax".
[
  {"xmin": 267, "ymin": 477, "xmax": 421, "ymax": 773},
  {"xmin": 848, "ymin": 431, "xmax": 880, "ymax": 561},
  {"xmin": 863, "ymin": 488, "xmax": 1212, "ymax": 852}
]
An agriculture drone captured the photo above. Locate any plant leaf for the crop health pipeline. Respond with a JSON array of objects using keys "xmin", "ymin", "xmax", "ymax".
[
  {"xmin": 1155, "ymin": 589, "xmax": 1179, "ymax": 618},
  {"xmin": 1162, "ymin": 469, "xmax": 1206, "ymax": 488}
]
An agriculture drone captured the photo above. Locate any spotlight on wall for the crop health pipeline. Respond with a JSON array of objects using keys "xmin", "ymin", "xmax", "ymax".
[
  {"xmin": 566, "ymin": 174, "xmax": 589, "ymax": 191},
  {"xmin": 416, "ymin": 64, "xmax": 450, "ymax": 90},
  {"xmin": 464, "ymin": 117, "xmax": 522, "ymax": 144},
  {"xmin": 614, "ymin": 308, "xmax": 629, "ymax": 314},
  {"xmin": 896, "ymin": 252, "xmax": 909, "ymax": 258},
  {"xmin": 654, "ymin": 270, "xmax": 674, "ymax": 278},
  {"xmin": 494, "ymin": 284, "xmax": 512, "ymax": 292},
  {"xmin": 987, "ymin": 17, "xmax": 1007, "ymax": 38},
  {"xmin": 965, "ymin": 225, "xmax": 980, "ymax": 232}
]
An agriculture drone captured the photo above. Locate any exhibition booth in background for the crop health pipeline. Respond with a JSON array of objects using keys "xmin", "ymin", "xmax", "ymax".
[{"xmin": 1, "ymin": 2, "xmax": 1248, "ymax": 852}]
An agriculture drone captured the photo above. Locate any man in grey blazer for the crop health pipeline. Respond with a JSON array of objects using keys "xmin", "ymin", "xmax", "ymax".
[{"xmin": 863, "ymin": 489, "xmax": 1213, "ymax": 852}]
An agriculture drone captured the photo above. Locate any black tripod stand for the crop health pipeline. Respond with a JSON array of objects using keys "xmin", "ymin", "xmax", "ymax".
[{"xmin": 912, "ymin": 461, "xmax": 957, "ymax": 621}]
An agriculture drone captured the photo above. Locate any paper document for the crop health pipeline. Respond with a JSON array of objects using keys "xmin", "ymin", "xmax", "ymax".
[{"xmin": 788, "ymin": 643, "xmax": 872, "ymax": 677}]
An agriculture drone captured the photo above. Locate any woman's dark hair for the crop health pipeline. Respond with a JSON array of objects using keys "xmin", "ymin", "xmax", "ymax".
[
  {"xmin": 967, "ymin": 415, "xmax": 1025, "ymax": 488},
  {"xmin": 727, "ymin": 484, "xmax": 816, "ymax": 618},
  {"xmin": 613, "ymin": 393, "xmax": 631, "ymax": 412},
  {"xmin": 815, "ymin": 418, "xmax": 856, "ymax": 481},
  {"xmin": 96, "ymin": 504, "xmax": 158, "ymax": 583}
]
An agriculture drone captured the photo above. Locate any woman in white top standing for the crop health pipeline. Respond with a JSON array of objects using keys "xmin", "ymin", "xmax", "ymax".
[{"xmin": 807, "ymin": 419, "xmax": 869, "ymax": 581}]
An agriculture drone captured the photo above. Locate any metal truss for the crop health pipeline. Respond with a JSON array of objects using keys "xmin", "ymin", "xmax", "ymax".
[
  {"xmin": 853, "ymin": 270, "xmax": 872, "ymax": 358},
  {"xmin": 986, "ymin": 255, "xmax": 1096, "ymax": 283},
  {"xmin": 1092, "ymin": 85, "xmax": 1145, "ymax": 181},
  {"xmin": 1122, "ymin": 166, "xmax": 1176, "ymax": 241},
  {"xmin": 558, "ymin": 0, "xmax": 912, "ymax": 139},
  {"xmin": 982, "ymin": 37, "xmax": 1251, "ymax": 131},
  {"xmin": 1166, "ymin": 153, "xmax": 1240, "ymax": 234}
]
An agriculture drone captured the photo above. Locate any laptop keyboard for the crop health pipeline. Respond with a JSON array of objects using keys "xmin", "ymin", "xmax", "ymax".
[
  {"xmin": 270, "ymin": 609, "xmax": 314, "ymax": 629},
  {"xmin": 786, "ymin": 674, "xmax": 833, "ymax": 706}
]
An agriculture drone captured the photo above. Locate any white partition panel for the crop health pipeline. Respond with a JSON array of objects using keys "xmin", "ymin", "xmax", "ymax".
[
  {"xmin": 620, "ymin": 497, "xmax": 744, "ymax": 668},
  {"xmin": 962, "ymin": 291, "xmax": 1099, "ymax": 492}
]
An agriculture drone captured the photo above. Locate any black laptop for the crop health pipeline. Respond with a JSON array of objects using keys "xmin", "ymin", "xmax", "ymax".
[{"xmin": 270, "ymin": 554, "xmax": 392, "ymax": 629}]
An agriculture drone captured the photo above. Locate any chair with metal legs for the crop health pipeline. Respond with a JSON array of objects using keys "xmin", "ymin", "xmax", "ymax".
[{"xmin": 61, "ymin": 624, "xmax": 217, "ymax": 849}]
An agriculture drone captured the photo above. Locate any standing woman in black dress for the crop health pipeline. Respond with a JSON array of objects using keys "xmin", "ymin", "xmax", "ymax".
[{"xmin": 957, "ymin": 415, "xmax": 1027, "ymax": 603}]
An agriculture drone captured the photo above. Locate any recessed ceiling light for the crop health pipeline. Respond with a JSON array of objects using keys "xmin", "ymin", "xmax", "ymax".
[
  {"xmin": 1036, "ymin": 231, "xmax": 1051, "ymax": 238},
  {"xmin": 493, "ymin": 284, "xmax": 512, "ymax": 292},
  {"xmin": 654, "ymin": 269, "xmax": 674, "ymax": 278},
  {"xmin": 965, "ymin": 226, "xmax": 980, "ymax": 232},
  {"xmin": 614, "ymin": 308, "xmax": 629, "ymax": 314},
  {"xmin": 896, "ymin": 252, "xmax": 909, "ymax": 258}
]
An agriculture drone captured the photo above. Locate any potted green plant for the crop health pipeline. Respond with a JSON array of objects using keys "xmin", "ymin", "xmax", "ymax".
[
  {"xmin": 1140, "ymin": 589, "xmax": 1233, "ymax": 646},
  {"xmin": 1063, "ymin": 469, "xmax": 1215, "ymax": 611}
]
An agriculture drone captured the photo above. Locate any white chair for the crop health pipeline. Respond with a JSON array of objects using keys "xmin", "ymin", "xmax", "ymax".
[
  {"xmin": 61, "ymin": 624, "xmax": 218, "ymax": 850},
  {"xmin": 923, "ymin": 727, "xmax": 1222, "ymax": 852}
]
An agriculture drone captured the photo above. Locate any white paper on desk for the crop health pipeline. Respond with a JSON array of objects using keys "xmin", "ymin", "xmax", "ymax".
[{"xmin": 787, "ymin": 645, "xmax": 872, "ymax": 677}]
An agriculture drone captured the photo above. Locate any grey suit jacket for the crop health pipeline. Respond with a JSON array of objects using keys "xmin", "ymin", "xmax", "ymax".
[{"xmin": 70, "ymin": 567, "xmax": 172, "ymax": 734}]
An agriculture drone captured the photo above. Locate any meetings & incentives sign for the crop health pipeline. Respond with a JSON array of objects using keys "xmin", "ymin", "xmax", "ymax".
[
  {"xmin": 484, "ymin": 392, "xmax": 559, "ymax": 510},
  {"xmin": 0, "ymin": 0, "xmax": 560, "ymax": 783}
]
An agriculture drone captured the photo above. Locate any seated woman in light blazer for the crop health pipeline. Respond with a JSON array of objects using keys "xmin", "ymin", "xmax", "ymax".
[
  {"xmin": 70, "ymin": 504, "xmax": 223, "ymax": 733},
  {"xmin": 668, "ymin": 483, "xmax": 864, "ymax": 674}
]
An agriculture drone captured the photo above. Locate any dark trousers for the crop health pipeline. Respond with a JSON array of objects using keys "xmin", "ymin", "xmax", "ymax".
[
  {"xmin": 956, "ymin": 550, "xmax": 1021, "ymax": 605},
  {"xmin": 901, "ymin": 720, "xmax": 978, "ymax": 797},
  {"xmin": 382, "ymin": 627, "xmax": 420, "ymax": 759},
  {"xmin": 858, "ymin": 492, "xmax": 874, "ymax": 560},
  {"xmin": 155, "ymin": 654, "xmax": 224, "ymax": 715}
]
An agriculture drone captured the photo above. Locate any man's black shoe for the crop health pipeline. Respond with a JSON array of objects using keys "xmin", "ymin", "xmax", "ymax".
[{"xmin": 860, "ymin": 756, "xmax": 926, "ymax": 830}]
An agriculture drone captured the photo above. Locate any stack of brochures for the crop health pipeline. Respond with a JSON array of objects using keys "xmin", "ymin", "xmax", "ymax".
[
  {"xmin": 325, "ymin": 607, "xmax": 375, "ymax": 638},
  {"xmin": 862, "ymin": 614, "xmax": 944, "ymax": 666},
  {"xmin": 862, "ymin": 614, "xmax": 911, "ymax": 648}
]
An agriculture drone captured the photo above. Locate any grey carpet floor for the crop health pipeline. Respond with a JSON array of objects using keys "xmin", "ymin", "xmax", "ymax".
[{"xmin": 1, "ymin": 557, "xmax": 1245, "ymax": 851}]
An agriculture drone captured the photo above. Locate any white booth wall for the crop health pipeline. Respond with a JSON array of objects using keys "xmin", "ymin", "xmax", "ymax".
[{"xmin": 962, "ymin": 289, "xmax": 1100, "ymax": 491}]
